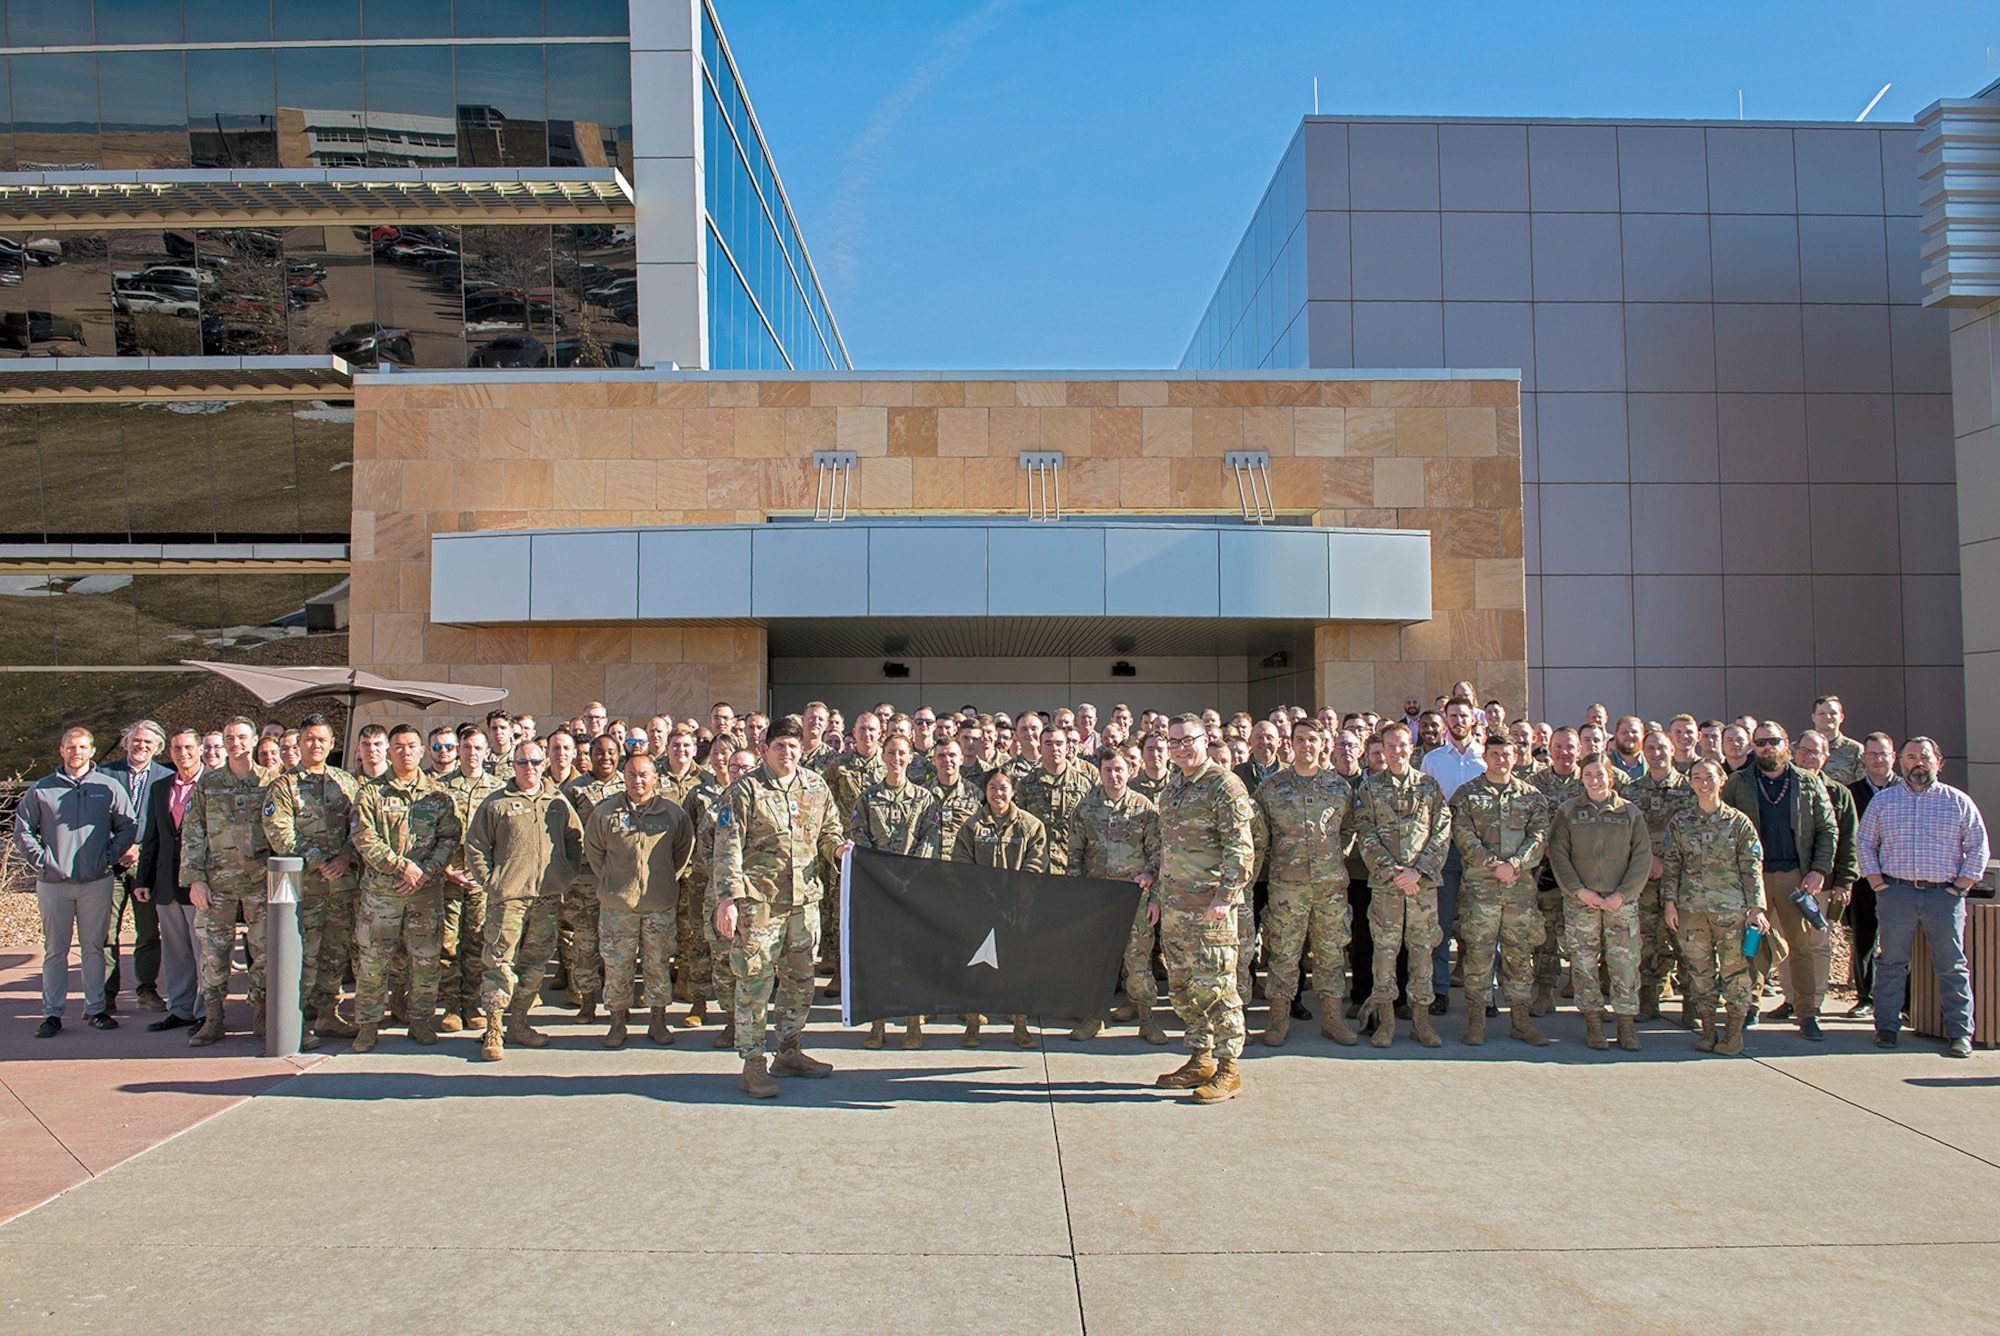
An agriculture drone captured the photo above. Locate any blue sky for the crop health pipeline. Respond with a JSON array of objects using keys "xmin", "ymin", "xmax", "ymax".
[{"xmin": 714, "ymin": 1, "xmax": 1997, "ymax": 371}]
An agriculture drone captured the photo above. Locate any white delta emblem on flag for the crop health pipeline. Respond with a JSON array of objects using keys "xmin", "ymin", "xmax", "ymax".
[{"xmin": 967, "ymin": 929, "xmax": 999, "ymax": 970}]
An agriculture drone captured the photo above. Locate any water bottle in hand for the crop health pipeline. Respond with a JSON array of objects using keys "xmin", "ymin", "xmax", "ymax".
[{"xmin": 1789, "ymin": 884, "xmax": 1827, "ymax": 931}]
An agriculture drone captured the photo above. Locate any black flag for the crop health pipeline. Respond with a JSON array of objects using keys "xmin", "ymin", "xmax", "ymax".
[{"xmin": 839, "ymin": 847, "xmax": 1145, "ymax": 1025}]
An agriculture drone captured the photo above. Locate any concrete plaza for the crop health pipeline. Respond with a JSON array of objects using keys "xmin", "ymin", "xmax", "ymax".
[{"xmin": 3, "ymin": 990, "xmax": 1996, "ymax": 1335}]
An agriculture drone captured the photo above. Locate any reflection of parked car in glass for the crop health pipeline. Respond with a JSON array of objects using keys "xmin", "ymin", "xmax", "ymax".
[
  {"xmin": 464, "ymin": 288, "xmax": 562, "ymax": 328},
  {"xmin": 467, "ymin": 334, "xmax": 548, "ymax": 368},
  {"xmin": 327, "ymin": 322, "xmax": 415, "ymax": 366},
  {"xmin": 550, "ymin": 337, "xmax": 639, "ymax": 368},
  {"xmin": 112, "ymin": 286, "xmax": 199, "ymax": 317},
  {"xmin": 285, "ymin": 281, "xmax": 328, "ymax": 303},
  {"xmin": 286, "ymin": 259, "xmax": 327, "ymax": 283},
  {"xmin": 1, "ymin": 310, "xmax": 85, "ymax": 349},
  {"xmin": 200, "ymin": 317, "xmax": 279, "ymax": 356}
]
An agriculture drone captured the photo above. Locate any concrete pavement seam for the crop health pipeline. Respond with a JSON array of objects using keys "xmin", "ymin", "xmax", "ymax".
[
  {"xmin": 0, "ymin": 1070, "xmax": 91, "ymax": 1181},
  {"xmin": 1749, "ymin": 1057, "xmax": 2000, "ymax": 1172},
  {"xmin": 1038, "ymin": 1035, "xmax": 1088, "ymax": 1336}
]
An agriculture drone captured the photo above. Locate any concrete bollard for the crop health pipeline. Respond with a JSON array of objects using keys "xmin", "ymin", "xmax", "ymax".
[{"xmin": 265, "ymin": 857, "xmax": 305, "ymax": 1057}]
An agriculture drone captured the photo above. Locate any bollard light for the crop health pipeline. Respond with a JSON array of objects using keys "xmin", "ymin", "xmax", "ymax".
[{"xmin": 265, "ymin": 856, "xmax": 306, "ymax": 1057}]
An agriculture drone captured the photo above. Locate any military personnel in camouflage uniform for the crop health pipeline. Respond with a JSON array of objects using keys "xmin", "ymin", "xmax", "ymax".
[
  {"xmin": 949, "ymin": 770, "xmax": 1048, "ymax": 1049},
  {"xmin": 1354, "ymin": 721, "xmax": 1452, "ymax": 1049},
  {"xmin": 1014, "ymin": 728, "xmax": 1094, "ymax": 875},
  {"xmin": 846, "ymin": 734, "xmax": 943, "ymax": 1049},
  {"xmin": 1526, "ymin": 726, "xmax": 1606, "ymax": 1013},
  {"xmin": 654, "ymin": 725, "xmax": 709, "ymax": 1024},
  {"xmin": 690, "ymin": 746, "xmax": 759, "ymax": 1051},
  {"xmin": 345, "ymin": 725, "xmax": 461, "ymax": 1051},
  {"xmin": 819, "ymin": 711, "xmax": 886, "ymax": 990},
  {"xmin": 1129, "ymin": 731, "xmax": 1172, "ymax": 806},
  {"xmin": 181, "ymin": 718, "xmax": 276, "ymax": 1047},
  {"xmin": 799, "ymin": 701, "xmax": 835, "ymax": 773},
  {"xmin": 1069, "ymin": 748, "xmax": 1164, "ymax": 1044},
  {"xmin": 714, "ymin": 716, "xmax": 846, "ymax": 1098},
  {"xmin": 1447, "ymin": 734, "xmax": 1551, "ymax": 1046},
  {"xmin": 471, "ymin": 739, "xmax": 584, "ymax": 1060},
  {"xmin": 559, "ymin": 735, "xmax": 624, "ymax": 1022},
  {"xmin": 584, "ymin": 753, "xmax": 695, "ymax": 1049},
  {"xmin": 1626, "ymin": 729, "xmax": 1696, "ymax": 1022},
  {"xmin": 1151, "ymin": 714, "xmax": 1256, "ymax": 1103},
  {"xmin": 1662, "ymin": 758, "xmax": 1769, "ymax": 1055},
  {"xmin": 438, "ymin": 731, "xmax": 505, "ymax": 1032},
  {"xmin": 1549, "ymin": 755, "xmax": 1653, "ymax": 1052},
  {"xmin": 922, "ymin": 738, "xmax": 985, "ymax": 859},
  {"xmin": 261, "ymin": 716, "xmax": 361, "ymax": 1049},
  {"xmin": 1811, "ymin": 695, "xmax": 1864, "ymax": 787},
  {"xmin": 1251, "ymin": 722, "xmax": 1356, "ymax": 1048}
]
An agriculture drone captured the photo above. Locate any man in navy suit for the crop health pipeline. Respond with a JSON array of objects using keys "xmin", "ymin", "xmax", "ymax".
[
  {"xmin": 100, "ymin": 720, "xmax": 173, "ymax": 1013},
  {"xmin": 136, "ymin": 727, "xmax": 208, "ymax": 1030}
]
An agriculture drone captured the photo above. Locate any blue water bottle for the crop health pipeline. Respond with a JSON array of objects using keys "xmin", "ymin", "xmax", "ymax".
[
  {"xmin": 1789, "ymin": 884, "xmax": 1827, "ymax": 931},
  {"xmin": 1741, "ymin": 923, "xmax": 1763, "ymax": 958}
]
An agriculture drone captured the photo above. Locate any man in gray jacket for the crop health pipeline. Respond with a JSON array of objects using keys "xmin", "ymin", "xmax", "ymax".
[{"xmin": 14, "ymin": 726, "xmax": 138, "ymax": 1038}]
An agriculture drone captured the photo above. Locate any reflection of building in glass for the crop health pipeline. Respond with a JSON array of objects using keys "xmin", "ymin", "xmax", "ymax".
[
  {"xmin": 454, "ymin": 105, "xmax": 549, "ymax": 170},
  {"xmin": 275, "ymin": 108, "xmax": 459, "ymax": 170}
]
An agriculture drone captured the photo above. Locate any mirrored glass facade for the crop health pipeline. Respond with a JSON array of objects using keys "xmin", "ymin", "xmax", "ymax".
[{"xmin": 1180, "ymin": 135, "xmax": 1308, "ymax": 370}]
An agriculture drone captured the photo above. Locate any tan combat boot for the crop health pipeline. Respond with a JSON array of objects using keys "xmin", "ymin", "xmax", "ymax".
[
  {"xmin": 713, "ymin": 1021, "xmax": 735, "ymax": 1050},
  {"xmin": 604, "ymin": 1009, "xmax": 628, "ymax": 1049},
  {"xmin": 1108, "ymin": 1002, "xmax": 1139, "ymax": 1022},
  {"xmin": 1509, "ymin": 1005, "xmax": 1549, "ymax": 1046},
  {"xmin": 1319, "ymin": 1006, "xmax": 1358, "ymax": 1047},
  {"xmin": 1636, "ymin": 986, "xmax": 1661, "ymax": 1021},
  {"xmin": 1410, "ymin": 1007, "xmax": 1442, "ymax": 1049},
  {"xmin": 408, "ymin": 1017, "xmax": 438, "ymax": 1046},
  {"xmin": 505, "ymin": 1011, "xmax": 550, "ymax": 1048},
  {"xmin": 1136, "ymin": 1010, "xmax": 1169, "ymax": 1045},
  {"xmin": 1261, "ymin": 1003, "xmax": 1292, "ymax": 1047},
  {"xmin": 772, "ymin": 1037, "xmax": 833, "ymax": 1078},
  {"xmin": 649, "ymin": 1007, "xmax": 674, "ymax": 1045},
  {"xmin": 1156, "ymin": 1051, "xmax": 1217, "ymax": 1089},
  {"xmin": 1529, "ymin": 982, "xmax": 1555, "ymax": 1017},
  {"xmin": 1583, "ymin": 1010, "xmax": 1609, "ymax": 1050},
  {"xmin": 739, "ymin": 1055, "xmax": 779, "ymax": 1098},
  {"xmin": 313, "ymin": 1004, "xmax": 358, "ymax": 1039},
  {"xmin": 252, "ymin": 997, "xmax": 266, "ymax": 1036},
  {"xmin": 1011, "ymin": 1016, "xmax": 1035, "ymax": 1049},
  {"xmin": 1462, "ymin": 1004, "xmax": 1487, "ymax": 1046},
  {"xmin": 863, "ymin": 1020, "xmax": 887, "ymax": 1049},
  {"xmin": 480, "ymin": 1010, "xmax": 505, "ymax": 1061},
  {"xmin": 902, "ymin": 1017, "xmax": 924, "ymax": 1049},
  {"xmin": 1068, "ymin": 1017, "xmax": 1103, "ymax": 1042},
  {"xmin": 961, "ymin": 1015, "xmax": 983, "ymax": 1048},
  {"xmin": 1681, "ymin": 997, "xmax": 1701, "ymax": 1031},
  {"xmin": 301, "ymin": 1030, "xmax": 323, "ymax": 1052},
  {"xmin": 681, "ymin": 1000, "xmax": 707, "ymax": 1029},
  {"xmin": 1369, "ymin": 998, "xmax": 1396, "ymax": 1049},
  {"xmin": 574, "ymin": 993, "xmax": 598, "ymax": 1025},
  {"xmin": 188, "ymin": 996, "xmax": 225, "ymax": 1048},
  {"xmin": 1190, "ymin": 1056, "xmax": 1242, "ymax": 1104},
  {"xmin": 438, "ymin": 1012, "xmax": 463, "ymax": 1034},
  {"xmin": 351, "ymin": 1023, "xmax": 378, "ymax": 1053},
  {"xmin": 1694, "ymin": 1012, "xmax": 1718, "ymax": 1053},
  {"xmin": 1615, "ymin": 1016, "xmax": 1641, "ymax": 1051},
  {"xmin": 1714, "ymin": 1006, "xmax": 1746, "ymax": 1056}
]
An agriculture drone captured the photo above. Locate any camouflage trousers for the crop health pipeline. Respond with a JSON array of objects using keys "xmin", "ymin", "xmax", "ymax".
[
  {"xmin": 817, "ymin": 890, "xmax": 840, "ymax": 970},
  {"xmin": 675, "ymin": 882, "xmax": 710, "ymax": 1002},
  {"xmin": 731, "ymin": 901, "xmax": 821, "ymax": 1061},
  {"xmin": 704, "ymin": 891, "xmax": 736, "ymax": 1022},
  {"xmin": 1533, "ymin": 878, "xmax": 1568, "ymax": 988},
  {"xmin": 1120, "ymin": 903, "xmax": 1158, "ymax": 1010},
  {"xmin": 437, "ymin": 887, "xmax": 487, "ymax": 1021},
  {"xmin": 1261, "ymin": 878, "xmax": 1351, "ymax": 1007},
  {"xmin": 561, "ymin": 882, "xmax": 602, "ymax": 999},
  {"xmin": 1677, "ymin": 907, "xmax": 1754, "ymax": 1015},
  {"xmin": 1234, "ymin": 893, "xmax": 1261, "ymax": 1006},
  {"xmin": 353, "ymin": 887, "xmax": 443, "ymax": 1026},
  {"xmin": 298, "ymin": 882, "xmax": 355, "ymax": 1015},
  {"xmin": 480, "ymin": 895, "xmax": 559, "ymax": 1017},
  {"xmin": 601, "ymin": 902, "xmax": 674, "ymax": 1010},
  {"xmin": 1638, "ymin": 877, "xmax": 1678, "ymax": 993},
  {"xmin": 1366, "ymin": 881, "xmax": 1441, "ymax": 1008},
  {"xmin": 1160, "ymin": 904, "xmax": 1244, "ymax": 1060},
  {"xmin": 194, "ymin": 881, "xmax": 265, "ymax": 1007},
  {"xmin": 1457, "ymin": 882, "xmax": 1544, "ymax": 1009},
  {"xmin": 1564, "ymin": 898, "xmax": 1640, "ymax": 1016}
]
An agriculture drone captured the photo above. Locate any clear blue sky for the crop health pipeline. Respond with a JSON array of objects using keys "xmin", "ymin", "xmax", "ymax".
[{"xmin": 713, "ymin": 1, "xmax": 1997, "ymax": 371}]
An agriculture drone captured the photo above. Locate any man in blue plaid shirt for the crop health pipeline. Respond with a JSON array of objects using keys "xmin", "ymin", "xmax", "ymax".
[{"xmin": 1856, "ymin": 737, "xmax": 1990, "ymax": 1058}]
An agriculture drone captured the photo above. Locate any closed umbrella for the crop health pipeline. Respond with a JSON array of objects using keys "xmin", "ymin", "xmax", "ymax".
[{"xmin": 180, "ymin": 661, "xmax": 508, "ymax": 760}]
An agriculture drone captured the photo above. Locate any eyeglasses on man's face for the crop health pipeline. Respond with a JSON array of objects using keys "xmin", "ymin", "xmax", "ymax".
[{"xmin": 1753, "ymin": 737, "xmax": 1783, "ymax": 748}]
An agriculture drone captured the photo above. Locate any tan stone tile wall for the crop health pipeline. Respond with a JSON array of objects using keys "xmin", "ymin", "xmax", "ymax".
[{"xmin": 350, "ymin": 376, "xmax": 1525, "ymax": 722}]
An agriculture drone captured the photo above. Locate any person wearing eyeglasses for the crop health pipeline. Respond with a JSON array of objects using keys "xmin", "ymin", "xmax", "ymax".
[
  {"xmin": 1721, "ymin": 722, "xmax": 1838, "ymax": 1041},
  {"xmin": 558, "ymin": 735, "xmax": 626, "ymax": 1025},
  {"xmin": 261, "ymin": 714, "xmax": 362, "ymax": 1049},
  {"xmin": 438, "ymin": 729, "xmax": 505, "ymax": 1036},
  {"xmin": 469, "ymin": 741, "xmax": 584, "ymax": 1062}
]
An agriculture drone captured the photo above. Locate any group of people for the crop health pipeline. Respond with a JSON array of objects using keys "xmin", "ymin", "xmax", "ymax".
[{"xmin": 14, "ymin": 687, "xmax": 1989, "ymax": 1105}]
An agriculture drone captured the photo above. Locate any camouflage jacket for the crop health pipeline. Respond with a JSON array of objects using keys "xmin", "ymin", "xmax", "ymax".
[
  {"xmin": 1252, "ymin": 768, "xmax": 1351, "ymax": 889},
  {"xmin": 1549, "ymin": 792, "xmax": 1652, "ymax": 901},
  {"xmin": 1530, "ymin": 765, "xmax": 1621, "ymax": 810},
  {"xmin": 1155, "ymin": 761, "xmax": 1257, "ymax": 911},
  {"xmin": 849, "ymin": 778, "xmax": 942, "ymax": 859},
  {"xmin": 348, "ymin": 770, "xmax": 461, "ymax": 898},
  {"xmin": 658, "ymin": 766, "xmax": 704, "ymax": 811},
  {"xmin": 1661, "ymin": 803, "xmax": 1766, "ymax": 913},
  {"xmin": 1067, "ymin": 788, "xmax": 1160, "ymax": 891},
  {"xmin": 561, "ymin": 772, "xmax": 626, "ymax": 894},
  {"xmin": 465, "ymin": 782, "xmax": 583, "ymax": 903},
  {"xmin": 1013, "ymin": 763, "xmax": 1095, "ymax": 874},
  {"xmin": 921, "ymin": 775, "xmax": 986, "ymax": 860},
  {"xmin": 684, "ymin": 776, "xmax": 731, "ymax": 911},
  {"xmin": 822, "ymin": 749, "xmax": 886, "ymax": 825},
  {"xmin": 1820, "ymin": 729, "xmax": 1864, "ymax": 787},
  {"xmin": 714, "ymin": 763, "xmax": 844, "ymax": 908},
  {"xmin": 583, "ymin": 790, "xmax": 694, "ymax": 913},
  {"xmin": 1129, "ymin": 769, "xmax": 1172, "ymax": 806},
  {"xmin": 949, "ymin": 805, "xmax": 1048, "ymax": 872},
  {"xmin": 904, "ymin": 753, "xmax": 936, "ymax": 789},
  {"xmin": 441, "ymin": 769, "xmax": 507, "ymax": 873},
  {"xmin": 261, "ymin": 765, "xmax": 360, "ymax": 894},
  {"xmin": 1447, "ymin": 774, "xmax": 1550, "ymax": 889},
  {"xmin": 179, "ymin": 762, "xmax": 276, "ymax": 892},
  {"xmin": 801, "ymin": 741, "xmax": 835, "ymax": 774},
  {"xmin": 1626, "ymin": 768, "xmax": 1696, "ymax": 858},
  {"xmin": 1355, "ymin": 769, "xmax": 1452, "ymax": 889}
]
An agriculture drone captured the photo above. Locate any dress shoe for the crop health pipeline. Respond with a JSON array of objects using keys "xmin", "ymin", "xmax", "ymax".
[
  {"xmin": 35, "ymin": 1017, "xmax": 59, "ymax": 1038},
  {"xmin": 86, "ymin": 1012, "xmax": 118, "ymax": 1030},
  {"xmin": 1428, "ymin": 994, "xmax": 1448, "ymax": 1016},
  {"xmin": 1765, "ymin": 1000, "xmax": 1793, "ymax": 1022},
  {"xmin": 134, "ymin": 987, "xmax": 167, "ymax": 1012},
  {"xmin": 1873, "ymin": 1030, "xmax": 1898, "ymax": 1048},
  {"xmin": 1799, "ymin": 1016, "xmax": 1823, "ymax": 1042},
  {"xmin": 1948, "ymin": 1037, "xmax": 1973, "ymax": 1059},
  {"xmin": 148, "ymin": 1014, "xmax": 194, "ymax": 1032},
  {"xmin": 1289, "ymin": 995, "xmax": 1311, "ymax": 1020}
]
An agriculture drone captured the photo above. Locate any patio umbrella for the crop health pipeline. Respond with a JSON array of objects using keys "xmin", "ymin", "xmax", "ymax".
[{"xmin": 180, "ymin": 661, "xmax": 508, "ymax": 759}]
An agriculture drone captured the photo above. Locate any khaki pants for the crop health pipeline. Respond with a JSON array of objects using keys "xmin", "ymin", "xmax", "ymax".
[{"xmin": 1763, "ymin": 868, "xmax": 1829, "ymax": 1017}]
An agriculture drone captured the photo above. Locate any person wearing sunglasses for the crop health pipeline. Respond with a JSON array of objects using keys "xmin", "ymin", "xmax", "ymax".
[
  {"xmin": 438, "ymin": 730, "xmax": 504, "ymax": 1036},
  {"xmin": 1720, "ymin": 723, "xmax": 1838, "ymax": 1041},
  {"xmin": 468, "ymin": 742, "xmax": 585, "ymax": 1062},
  {"xmin": 424, "ymin": 727, "xmax": 457, "ymax": 776}
]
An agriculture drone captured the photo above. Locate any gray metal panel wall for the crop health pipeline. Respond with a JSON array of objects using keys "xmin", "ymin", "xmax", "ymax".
[
  {"xmin": 530, "ymin": 531, "xmax": 638, "ymax": 621},
  {"xmin": 638, "ymin": 528, "xmax": 752, "ymax": 618}
]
